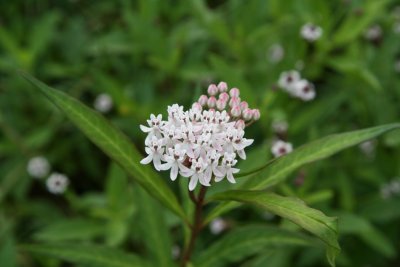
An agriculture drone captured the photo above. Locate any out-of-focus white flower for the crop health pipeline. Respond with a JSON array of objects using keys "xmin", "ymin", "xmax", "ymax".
[
  {"xmin": 380, "ymin": 177, "xmax": 400, "ymax": 199},
  {"xmin": 140, "ymin": 82, "xmax": 258, "ymax": 191},
  {"xmin": 209, "ymin": 217, "xmax": 227, "ymax": 235},
  {"xmin": 271, "ymin": 140, "xmax": 293, "ymax": 158},
  {"xmin": 364, "ymin": 25, "xmax": 382, "ymax": 41},
  {"xmin": 272, "ymin": 120, "xmax": 288, "ymax": 134},
  {"xmin": 171, "ymin": 245, "xmax": 180, "ymax": 259},
  {"xmin": 300, "ymin": 23, "xmax": 323, "ymax": 42},
  {"xmin": 94, "ymin": 93, "xmax": 113, "ymax": 113},
  {"xmin": 292, "ymin": 80, "xmax": 316, "ymax": 101},
  {"xmin": 394, "ymin": 59, "xmax": 400, "ymax": 73},
  {"xmin": 359, "ymin": 140, "xmax": 376, "ymax": 159},
  {"xmin": 27, "ymin": 156, "xmax": 50, "ymax": 178},
  {"xmin": 46, "ymin": 173, "xmax": 69, "ymax": 194},
  {"xmin": 393, "ymin": 22, "xmax": 400, "ymax": 34},
  {"xmin": 268, "ymin": 44, "xmax": 284, "ymax": 63},
  {"xmin": 278, "ymin": 70, "xmax": 301, "ymax": 91},
  {"xmin": 277, "ymin": 70, "xmax": 316, "ymax": 101}
]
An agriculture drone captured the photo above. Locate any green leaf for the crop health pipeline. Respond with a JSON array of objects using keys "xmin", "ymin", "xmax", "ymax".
[
  {"xmin": 133, "ymin": 186, "xmax": 174, "ymax": 267},
  {"xmin": 193, "ymin": 225, "xmax": 314, "ymax": 267},
  {"xmin": 211, "ymin": 191, "xmax": 340, "ymax": 267},
  {"xmin": 339, "ymin": 213, "xmax": 396, "ymax": 258},
  {"xmin": 20, "ymin": 72, "xmax": 186, "ymax": 221},
  {"xmin": 21, "ymin": 243, "xmax": 150, "ymax": 267},
  {"xmin": 33, "ymin": 219, "xmax": 105, "ymax": 242},
  {"xmin": 205, "ymin": 123, "xmax": 400, "ymax": 223},
  {"xmin": 333, "ymin": 0, "xmax": 389, "ymax": 46}
]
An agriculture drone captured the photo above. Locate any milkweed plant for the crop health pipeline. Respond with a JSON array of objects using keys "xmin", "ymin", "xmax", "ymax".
[{"xmin": 20, "ymin": 72, "xmax": 400, "ymax": 267}]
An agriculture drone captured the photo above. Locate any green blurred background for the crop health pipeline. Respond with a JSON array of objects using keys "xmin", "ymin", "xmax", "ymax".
[{"xmin": 1, "ymin": 0, "xmax": 400, "ymax": 266}]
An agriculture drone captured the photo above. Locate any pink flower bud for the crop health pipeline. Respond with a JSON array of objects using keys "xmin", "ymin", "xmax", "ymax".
[
  {"xmin": 229, "ymin": 88, "xmax": 240, "ymax": 98},
  {"xmin": 216, "ymin": 99, "xmax": 227, "ymax": 110},
  {"xmin": 240, "ymin": 101, "xmax": 248, "ymax": 110},
  {"xmin": 235, "ymin": 119, "xmax": 245, "ymax": 129},
  {"xmin": 207, "ymin": 96, "xmax": 217, "ymax": 108},
  {"xmin": 219, "ymin": 92, "xmax": 229, "ymax": 102},
  {"xmin": 198, "ymin": 95, "xmax": 208, "ymax": 106},
  {"xmin": 192, "ymin": 102, "xmax": 202, "ymax": 111},
  {"xmin": 252, "ymin": 109, "xmax": 261, "ymax": 120},
  {"xmin": 231, "ymin": 105, "xmax": 241, "ymax": 117},
  {"xmin": 207, "ymin": 84, "xmax": 218, "ymax": 96},
  {"xmin": 242, "ymin": 108, "xmax": 253, "ymax": 121},
  {"xmin": 229, "ymin": 96, "xmax": 240, "ymax": 107},
  {"xmin": 217, "ymin": 81, "xmax": 228, "ymax": 92}
]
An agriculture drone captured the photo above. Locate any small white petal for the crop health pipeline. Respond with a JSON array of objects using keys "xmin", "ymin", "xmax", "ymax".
[
  {"xmin": 170, "ymin": 164, "xmax": 179, "ymax": 181},
  {"xmin": 140, "ymin": 125, "xmax": 152, "ymax": 133},
  {"xmin": 189, "ymin": 175, "xmax": 198, "ymax": 191},
  {"xmin": 140, "ymin": 154, "xmax": 153, "ymax": 165}
]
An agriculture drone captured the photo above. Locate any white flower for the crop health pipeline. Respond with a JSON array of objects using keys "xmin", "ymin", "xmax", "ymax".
[
  {"xmin": 271, "ymin": 140, "xmax": 293, "ymax": 158},
  {"xmin": 292, "ymin": 80, "xmax": 316, "ymax": 101},
  {"xmin": 46, "ymin": 173, "xmax": 69, "ymax": 194},
  {"xmin": 272, "ymin": 120, "xmax": 288, "ymax": 134},
  {"xmin": 215, "ymin": 153, "xmax": 239, "ymax": 184},
  {"xmin": 160, "ymin": 145, "xmax": 190, "ymax": 181},
  {"xmin": 141, "ymin": 136, "xmax": 165, "ymax": 170},
  {"xmin": 27, "ymin": 156, "xmax": 50, "ymax": 178},
  {"xmin": 364, "ymin": 25, "xmax": 382, "ymax": 41},
  {"xmin": 300, "ymin": 23, "xmax": 323, "ymax": 42},
  {"xmin": 278, "ymin": 70, "xmax": 301, "ymax": 92},
  {"xmin": 268, "ymin": 44, "xmax": 284, "ymax": 63},
  {"xmin": 94, "ymin": 94, "xmax": 113, "ymax": 113},
  {"xmin": 209, "ymin": 218, "xmax": 227, "ymax": 235},
  {"xmin": 278, "ymin": 71, "xmax": 316, "ymax": 101},
  {"xmin": 140, "ymin": 82, "xmax": 258, "ymax": 191}
]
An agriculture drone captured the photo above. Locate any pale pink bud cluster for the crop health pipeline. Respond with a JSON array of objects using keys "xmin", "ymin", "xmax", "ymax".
[
  {"xmin": 278, "ymin": 70, "xmax": 316, "ymax": 101},
  {"xmin": 140, "ymin": 82, "xmax": 258, "ymax": 191},
  {"xmin": 197, "ymin": 82, "xmax": 261, "ymax": 122}
]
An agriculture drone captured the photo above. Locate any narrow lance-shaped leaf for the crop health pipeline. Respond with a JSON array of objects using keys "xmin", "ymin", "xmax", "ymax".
[
  {"xmin": 205, "ymin": 123, "xmax": 400, "ymax": 223},
  {"xmin": 20, "ymin": 72, "xmax": 186, "ymax": 220},
  {"xmin": 211, "ymin": 191, "xmax": 340, "ymax": 267},
  {"xmin": 21, "ymin": 243, "xmax": 151, "ymax": 267},
  {"xmin": 194, "ymin": 225, "xmax": 314, "ymax": 267}
]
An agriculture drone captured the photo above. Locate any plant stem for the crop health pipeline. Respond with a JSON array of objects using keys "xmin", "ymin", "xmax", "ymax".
[{"xmin": 180, "ymin": 185, "xmax": 207, "ymax": 267}]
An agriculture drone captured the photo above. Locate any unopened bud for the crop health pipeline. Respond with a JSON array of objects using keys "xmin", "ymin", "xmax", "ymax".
[
  {"xmin": 229, "ymin": 96, "xmax": 240, "ymax": 107},
  {"xmin": 242, "ymin": 108, "xmax": 253, "ymax": 121},
  {"xmin": 219, "ymin": 92, "xmax": 229, "ymax": 102},
  {"xmin": 231, "ymin": 105, "xmax": 241, "ymax": 117},
  {"xmin": 207, "ymin": 84, "xmax": 218, "ymax": 96},
  {"xmin": 229, "ymin": 88, "xmax": 240, "ymax": 98},
  {"xmin": 192, "ymin": 102, "xmax": 202, "ymax": 111},
  {"xmin": 198, "ymin": 95, "xmax": 208, "ymax": 106},
  {"xmin": 217, "ymin": 81, "xmax": 228, "ymax": 92},
  {"xmin": 216, "ymin": 99, "xmax": 227, "ymax": 110},
  {"xmin": 235, "ymin": 119, "xmax": 245, "ymax": 129},
  {"xmin": 207, "ymin": 96, "xmax": 217, "ymax": 108},
  {"xmin": 240, "ymin": 101, "xmax": 248, "ymax": 110},
  {"xmin": 252, "ymin": 109, "xmax": 261, "ymax": 120}
]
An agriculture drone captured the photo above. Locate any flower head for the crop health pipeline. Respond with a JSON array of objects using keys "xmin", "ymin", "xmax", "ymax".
[
  {"xmin": 46, "ymin": 172, "xmax": 69, "ymax": 194},
  {"xmin": 94, "ymin": 93, "xmax": 113, "ymax": 113},
  {"xmin": 140, "ymin": 82, "xmax": 258, "ymax": 190},
  {"xmin": 271, "ymin": 140, "xmax": 293, "ymax": 158},
  {"xmin": 300, "ymin": 23, "xmax": 323, "ymax": 42},
  {"xmin": 27, "ymin": 156, "xmax": 50, "ymax": 178}
]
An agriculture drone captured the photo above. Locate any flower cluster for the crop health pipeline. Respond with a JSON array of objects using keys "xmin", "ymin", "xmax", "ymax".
[
  {"xmin": 140, "ymin": 82, "xmax": 259, "ymax": 191},
  {"xmin": 26, "ymin": 156, "xmax": 69, "ymax": 194},
  {"xmin": 27, "ymin": 156, "xmax": 50, "ymax": 179},
  {"xmin": 278, "ymin": 70, "xmax": 316, "ymax": 101},
  {"xmin": 46, "ymin": 173, "xmax": 69, "ymax": 194},
  {"xmin": 300, "ymin": 23, "xmax": 323, "ymax": 42}
]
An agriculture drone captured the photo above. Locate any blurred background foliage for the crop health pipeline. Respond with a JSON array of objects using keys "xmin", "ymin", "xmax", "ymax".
[{"xmin": 1, "ymin": 0, "xmax": 400, "ymax": 266}]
